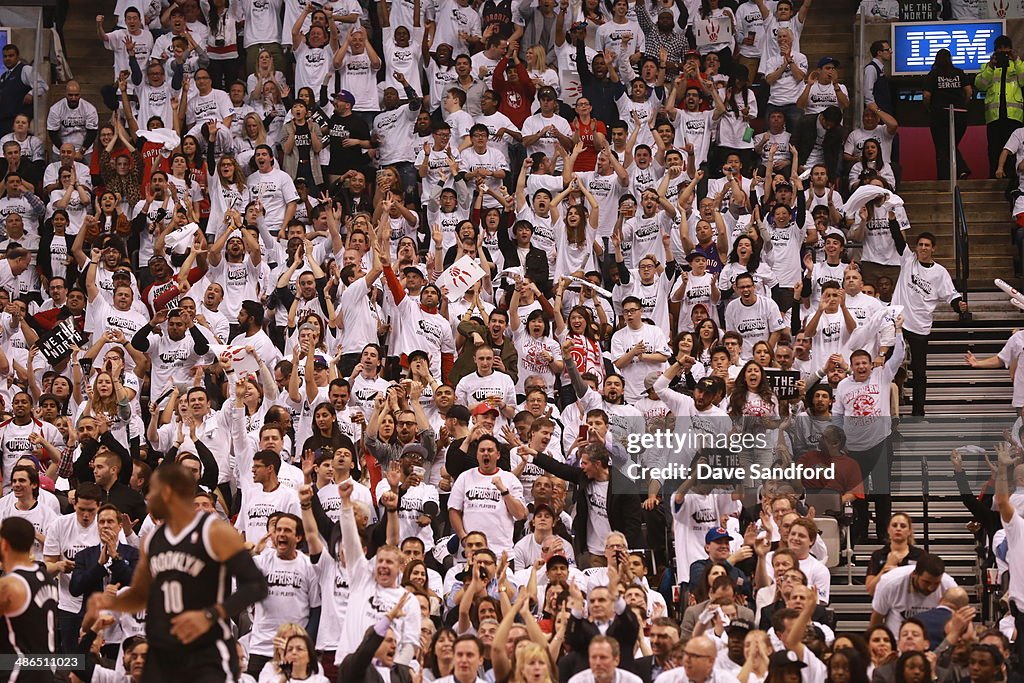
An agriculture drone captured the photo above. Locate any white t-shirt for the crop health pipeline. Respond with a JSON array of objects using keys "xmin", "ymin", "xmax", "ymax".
[
  {"xmin": 185, "ymin": 88, "xmax": 233, "ymax": 128},
  {"xmin": 46, "ymin": 99, "xmax": 99, "ymax": 154},
  {"xmin": 583, "ymin": 478, "xmax": 612, "ymax": 555},
  {"xmin": 432, "ymin": 0, "xmax": 482, "ymax": 55},
  {"xmin": 763, "ymin": 53, "xmax": 809, "ymax": 106},
  {"xmin": 521, "ymin": 112, "xmax": 572, "ymax": 164},
  {"xmin": 333, "ymin": 552, "xmax": 420, "ymax": 665},
  {"xmin": 858, "ymin": 204, "xmax": 908, "ymax": 267},
  {"xmin": 845, "ymin": 124, "xmax": 896, "ymax": 165},
  {"xmin": 672, "ymin": 490, "xmax": 730, "ymax": 583},
  {"xmin": 725, "ymin": 296, "xmax": 787, "ymax": 359},
  {"xmin": 871, "ymin": 563, "xmax": 957, "ymax": 635},
  {"xmin": 0, "ymin": 497, "xmax": 58, "ymax": 559},
  {"xmin": 373, "ymin": 104, "xmax": 419, "ymax": 166},
  {"xmin": 339, "ymin": 51, "xmax": 380, "ymax": 111},
  {"xmin": 511, "ymin": 329, "xmax": 561, "ymax": 395},
  {"xmin": 208, "ymin": 255, "xmax": 261, "ymax": 323},
  {"xmin": 454, "ymin": 370, "xmax": 516, "ymax": 411},
  {"xmin": 997, "ymin": 330, "xmax": 1024, "ymax": 408},
  {"xmin": 672, "ymin": 109, "xmax": 715, "ymax": 167},
  {"xmin": 293, "ymin": 42, "xmax": 335, "ymax": 94},
  {"xmin": 609, "ymin": 323, "xmax": 671, "ymax": 402},
  {"xmin": 373, "ymin": 479, "xmax": 439, "ymax": 550},
  {"xmin": 43, "ymin": 513, "xmax": 99, "ymax": 613},
  {"xmin": 246, "ymin": 168, "xmax": 299, "ymax": 229},
  {"xmin": 458, "ymin": 146, "xmax": 509, "ymax": 207},
  {"xmin": 243, "ymin": 0, "xmax": 284, "ymax": 46},
  {"xmin": 1004, "ymin": 510, "xmax": 1024, "ymax": 611},
  {"xmin": 449, "ymin": 468, "xmax": 524, "ymax": 557},
  {"xmin": 576, "ymin": 169, "xmax": 626, "ymax": 239},
  {"xmin": 802, "ymin": 81, "xmax": 849, "ymax": 116},
  {"xmin": 832, "ymin": 337, "xmax": 903, "ymax": 450},
  {"xmin": 235, "ymin": 484, "xmax": 302, "ymax": 541},
  {"xmin": 891, "ymin": 250, "xmax": 959, "ymax": 336},
  {"xmin": 250, "ymin": 551, "xmax": 321, "ymax": 655}
]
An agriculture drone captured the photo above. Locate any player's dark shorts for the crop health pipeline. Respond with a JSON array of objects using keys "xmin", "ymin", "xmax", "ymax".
[{"xmin": 141, "ymin": 640, "xmax": 240, "ymax": 683}]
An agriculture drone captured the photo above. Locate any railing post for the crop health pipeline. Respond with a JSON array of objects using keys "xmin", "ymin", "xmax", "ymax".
[{"xmin": 948, "ymin": 105, "xmax": 956, "ymax": 194}]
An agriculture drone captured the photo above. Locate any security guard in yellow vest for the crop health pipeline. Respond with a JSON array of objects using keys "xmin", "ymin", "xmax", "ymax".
[{"xmin": 976, "ymin": 35, "xmax": 1024, "ymax": 178}]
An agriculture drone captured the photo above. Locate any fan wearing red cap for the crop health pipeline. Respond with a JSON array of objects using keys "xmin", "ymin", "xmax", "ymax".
[{"xmin": 448, "ymin": 433, "xmax": 527, "ymax": 559}]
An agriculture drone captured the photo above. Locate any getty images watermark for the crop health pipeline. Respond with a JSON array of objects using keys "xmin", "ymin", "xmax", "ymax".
[{"xmin": 617, "ymin": 420, "xmax": 838, "ymax": 484}]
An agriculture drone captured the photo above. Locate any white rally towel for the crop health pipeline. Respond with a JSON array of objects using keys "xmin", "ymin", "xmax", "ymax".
[
  {"xmin": 135, "ymin": 127, "xmax": 181, "ymax": 153},
  {"xmin": 842, "ymin": 185, "xmax": 905, "ymax": 221},
  {"xmin": 162, "ymin": 222, "xmax": 200, "ymax": 253}
]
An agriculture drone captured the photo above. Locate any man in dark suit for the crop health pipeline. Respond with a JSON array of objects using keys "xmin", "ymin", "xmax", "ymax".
[
  {"xmin": 69, "ymin": 504, "xmax": 139, "ymax": 624},
  {"xmin": 532, "ymin": 440, "xmax": 644, "ymax": 567},
  {"xmin": 497, "ymin": 220, "xmax": 551, "ymax": 297},
  {"xmin": 916, "ymin": 586, "xmax": 968, "ymax": 650},
  {"xmin": 633, "ymin": 617, "xmax": 680, "ymax": 683},
  {"xmin": 560, "ymin": 559, "xmax": 640, "ymax": 681},
  {"xmin": 337, "ymin": 593, "xmax": 415, "ymax": 683}
]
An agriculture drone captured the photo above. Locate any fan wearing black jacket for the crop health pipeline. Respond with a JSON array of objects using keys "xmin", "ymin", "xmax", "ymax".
[{"xmin": 530, "ymin": 441, "xmax": 645, "ymax": 566}]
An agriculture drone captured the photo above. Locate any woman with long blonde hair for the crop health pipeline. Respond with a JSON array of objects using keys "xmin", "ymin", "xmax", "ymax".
[
  {"xmin": 525, "ymin": 45, "xmax": 558, "ymax": 107},
  {"xmin": 78, "ymin": 370, "xmax": 132, "ymax": 446},
  {"xmin": 509, "ymin": 642, "xmax": 557, "ymax": 683}
]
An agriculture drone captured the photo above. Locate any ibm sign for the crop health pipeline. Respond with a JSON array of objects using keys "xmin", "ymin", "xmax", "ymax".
[{"xmin": 891, "ymin": 20, "xmax": 1004, "ymax": 75}]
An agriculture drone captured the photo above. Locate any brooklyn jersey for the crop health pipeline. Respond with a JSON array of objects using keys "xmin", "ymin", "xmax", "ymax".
[
  {"xmin": 144, "ymin": 512, "xmax": 232, "ymax": 651},
  {"xmin": 4, "ymin": 562, "xmax": 58, "ymax": 682}
]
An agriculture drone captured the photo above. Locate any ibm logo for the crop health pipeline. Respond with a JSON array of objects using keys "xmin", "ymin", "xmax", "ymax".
[{"xmin": 893, "ymin": 22, "xmax": 1002, "ymax": 74}]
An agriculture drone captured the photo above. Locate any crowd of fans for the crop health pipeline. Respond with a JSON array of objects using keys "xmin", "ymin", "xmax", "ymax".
[{"xmin": 3, "ymin": 0, "xmax": 1024, "ymax": 682}]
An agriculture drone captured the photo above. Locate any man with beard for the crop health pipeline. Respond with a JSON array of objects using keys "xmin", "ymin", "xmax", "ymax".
[
  {"xmin": 85, "ymin": 463, "xmax": 268, "ymax": 682},
  {"xmin": 229, "ymin": 300, "xmax": 282, "ymax": 369},
  {"xmin": 84, "ymin": 255, "xmax": 148, "ymax": 371},
  {"xmin": 334, "ymin": 480, "xmax": 421, "ymax": 667},
  {"xmin": 131, "ymin": 307, "xmax": 211, "ymax": 402},
  {"xmin": 634, "ymin": 617, "xmax": 682, "ymax": 682}
]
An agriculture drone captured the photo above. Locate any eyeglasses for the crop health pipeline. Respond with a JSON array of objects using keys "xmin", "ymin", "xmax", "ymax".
[{"xmin": 623, "ymin": 307, "xmax": 641, "ymax": 314}]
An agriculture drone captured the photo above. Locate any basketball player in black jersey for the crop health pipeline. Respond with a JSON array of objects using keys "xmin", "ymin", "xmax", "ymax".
[
  {"xmin": 85, "ymin": 463, "xmax": 268, "ymax": 682},
  {"xmin": 0, "ymin": 517, "xmax": 59, "ymax": 682}
]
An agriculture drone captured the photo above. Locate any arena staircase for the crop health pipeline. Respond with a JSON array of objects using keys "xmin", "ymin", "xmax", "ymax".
[
  {"xmin": 901, "ymin": 179, "xmax": 1022, "ymax": 291},
  {"xmin": 827, "ymin": 287, "xmax": 1023, "ymax": 632}
]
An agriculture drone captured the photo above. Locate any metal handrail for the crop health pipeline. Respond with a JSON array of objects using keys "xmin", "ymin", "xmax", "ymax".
[{"xmin": 954, "ymin": 186, "xmax": 970, "ymax": 291}]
